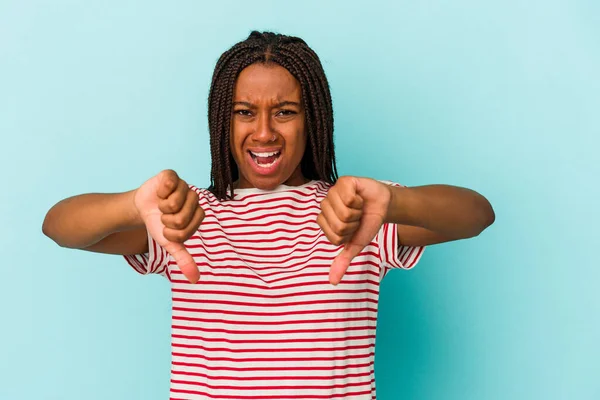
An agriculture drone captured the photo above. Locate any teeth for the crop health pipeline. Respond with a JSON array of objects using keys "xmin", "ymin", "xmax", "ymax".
[
  {"xmin": 250, "ymin": 150, "xmax": 280, "ymax": 158},
  {"xmin": 254, "ymin": 160, "xmax": 277, "ymax": 168}
]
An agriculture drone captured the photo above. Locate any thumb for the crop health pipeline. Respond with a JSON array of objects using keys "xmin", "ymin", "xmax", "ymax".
[
  {"xmin": 329, "ymin": 242, "xmax": 364, "ymax": 285},
  {"xmin": 163, "ymin": 241, "xmax": 200, "ymax": 284}
]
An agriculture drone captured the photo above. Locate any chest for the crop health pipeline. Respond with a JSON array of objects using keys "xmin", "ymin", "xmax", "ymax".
[{"xmin": 177, "ymin": 195, "xmax": 382, "ymax": 295}]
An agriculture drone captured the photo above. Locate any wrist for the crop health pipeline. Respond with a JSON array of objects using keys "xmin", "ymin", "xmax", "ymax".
[
  {"xmin": 121, "ymin": 189, "xmax": 145, "ymax": 229},
  {"xmin": 384, "ymin": 184, "xmax": 412, "ymax": 225}
]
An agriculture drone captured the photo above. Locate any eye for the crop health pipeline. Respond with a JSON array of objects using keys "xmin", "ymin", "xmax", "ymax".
[
  {"xmin": 234, "ymin": 109, "xmax": 252, "ymax": 117},
  {"xmin": 276, "ymin": 109, "xmax": 297, "ymax": 117}
]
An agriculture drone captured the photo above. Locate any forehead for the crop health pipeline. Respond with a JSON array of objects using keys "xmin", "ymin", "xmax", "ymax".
[{"xmin": 234, "ymin": 63, "xmax": 301, "ymax": 102}]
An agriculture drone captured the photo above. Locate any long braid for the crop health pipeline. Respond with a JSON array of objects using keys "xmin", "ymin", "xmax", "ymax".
[
  {"xmin": 277, "ymin": 40, "xmax": 336, "ymax": 181},
  {"xmin": 273, "ymin": 54, "xmax": 323, "ymax": 178},
  {"xmin": 207, "ymin": 31, "xmax": 337, "ymax": 200},
  {"xmin": 276, "ymin": 46, "xmax": 335, "ymax": 182}
]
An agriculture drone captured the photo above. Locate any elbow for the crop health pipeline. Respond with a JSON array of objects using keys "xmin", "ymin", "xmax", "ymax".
[
  {"xmin": 42, "ymin": 212, "xmax": 54, "ymax": 239},
  {"xmin": 459, "ymin": 194, "xmax": 495, "ymax": 240},
  {"xmin": 42, "ymin": 213, "xmax": 60, "ymax": 245},
  {"xmin": 482, "ymin": 195, "xmax": 496, "ymax": 228},
  {"xmin": 42, "ymin": 212, "xmax": 67, "ymax": 248},
  {"xmin": 485, "ymin": 206, "xmax": 496, "ymax": 228},
  {"xmin": 474, "ymin": 200, "xmax": 495, "ymax": 237}
]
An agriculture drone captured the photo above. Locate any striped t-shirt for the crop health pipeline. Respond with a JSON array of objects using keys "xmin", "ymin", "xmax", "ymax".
[{"xmin": 124, "ymin": 180, "xmax": 424, "ymax": 400}]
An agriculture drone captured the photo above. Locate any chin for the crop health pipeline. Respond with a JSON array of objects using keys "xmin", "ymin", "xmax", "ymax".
[{"xmin": 249, "ymin": 176, "xmax": 284, "ymax": 190}]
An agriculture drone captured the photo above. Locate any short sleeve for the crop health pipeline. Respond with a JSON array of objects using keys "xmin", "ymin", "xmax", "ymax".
[
  {"xmin": 377, "ymin": 222, "xmax": 425, "ymax": 270},
  {"xmin": 123, "ymin": 230, "xmax": 171, "ymax": 278},
  {"xmin": 376, "ymin": 180, "xmax": 425, "ymax": 276}
]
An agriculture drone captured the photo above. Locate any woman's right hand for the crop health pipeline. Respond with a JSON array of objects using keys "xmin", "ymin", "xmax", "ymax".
[{"xmin": 134, "ymin": 169, "xmax": 204, "ymax": 283}]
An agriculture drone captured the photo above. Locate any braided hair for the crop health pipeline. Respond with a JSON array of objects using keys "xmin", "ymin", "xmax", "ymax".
[{"xmin": 207, "ymin": 31, "xmax": 338, "ymax": 200}]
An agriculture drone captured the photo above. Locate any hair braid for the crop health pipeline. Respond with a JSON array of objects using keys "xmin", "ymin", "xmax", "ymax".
[
  {"xmin": 272, "ymin": 53, "xmax": 323, "ymax": 178},
  {"xmin": 275, "ymin": 45, "xmax": 335, "ymax": 181}
]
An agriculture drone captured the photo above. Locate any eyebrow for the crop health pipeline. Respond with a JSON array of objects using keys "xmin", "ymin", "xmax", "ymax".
[{"xmin": 232, "ymin": 101, "xmax": 301, "ymax": 108}]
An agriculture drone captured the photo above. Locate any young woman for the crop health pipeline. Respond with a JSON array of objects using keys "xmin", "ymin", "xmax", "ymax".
[{"xmin": 43, "ymin": 31, "xmax": 495, "ymax": 400}]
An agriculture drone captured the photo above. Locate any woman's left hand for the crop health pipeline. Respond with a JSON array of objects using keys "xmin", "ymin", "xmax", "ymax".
[{"xmin": 317, "ymin": 176, "xmax": 392, "ymax": 285}]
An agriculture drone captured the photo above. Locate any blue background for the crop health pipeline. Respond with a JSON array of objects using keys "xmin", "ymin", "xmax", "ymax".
[{"xmin": 1, "ymin": 1, "xmax": 598, "ymax": 399}]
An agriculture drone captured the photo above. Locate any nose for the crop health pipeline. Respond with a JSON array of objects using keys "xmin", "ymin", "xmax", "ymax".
[{"xmin": 251, "ymin": 111, "xmax": 276, "ymax": 143}]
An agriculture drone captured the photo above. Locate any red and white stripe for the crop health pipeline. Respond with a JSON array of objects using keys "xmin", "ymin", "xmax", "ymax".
[{"xmin": 125, "ymin": 180, "xmax": 424, "ymax": 400}]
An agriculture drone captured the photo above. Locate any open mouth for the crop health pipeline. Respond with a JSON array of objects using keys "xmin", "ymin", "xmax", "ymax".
[{"xmin": 248, "ymin": 150, "xmax": 282, "ymax": 168}]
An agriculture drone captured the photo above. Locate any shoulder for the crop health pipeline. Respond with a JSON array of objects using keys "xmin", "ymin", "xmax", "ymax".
[
  {"xmin": 310, "ymin": 180, "xmax": 333, "ymax": 194},
  {"xmin": 187, "ymin": 185, "xmax": 218, "ymax": 207}
]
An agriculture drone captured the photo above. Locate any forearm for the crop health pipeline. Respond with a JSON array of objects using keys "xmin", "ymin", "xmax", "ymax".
[
  {"xmin": 385, "ymin": 185, "xmax": 495, "ymax": 239},
  {"xmin": 42, "ymin": 190, "xmax": 144, "ymax": 249}
]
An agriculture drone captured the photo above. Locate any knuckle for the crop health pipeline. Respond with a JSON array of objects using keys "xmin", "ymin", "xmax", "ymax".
[
  {"xmin": 160, "ymin": 214, "xmax": 168, "ymax": 226},
  {"xmin": 174, "ymin": 230, "xmax": 187, "ymax": 243},
  {"xmin": 163, "ymin": 168, "xmax": 177, "ymax": 178},
  {"xmin": 168, "ymin": 198, "xmax": 179, "ymax": 211},
  {"xmin": 164, "ymin": 179, "xmax": 176, "ymax": 190},
  {"xmin": 331, "ymin": 235, "xmax": 344, "ymax": 246},
  {"xmin": 316, "ymin": 213, "xmax": 325, "ymax": 226},
  {"xmin": 187, "ymin": 193, "xmax": 199, "ymax": 208},
  {"xmin": 177, "ymin": 183, "xmax": 188, "ymax": 195},
  {"xmin": 338, "ymin": 226, "xmax": 351, "ymax": 237},
  {"xmin": 340, "ymin": 193, "xmax": 354, "ymax": 207},
  {"xmin": 186, "ymin": 225, "xmax": 199, "ymax": 238},
  {"xmin": 161, "ymin": 170, "xmax": 180, "ymax": 189},
  {"xmin": 163, "ymin": 229, "xmax": 174, "ymax": 242},
  {"xmin": 338, "ymin": 208, "xmax": 352, "ymax": 222},
  {"xmin": 338, "ymin": 176, "xmax": 352, "ymax": 189},
  {"xmin": 173, "ymin": 215, "xmax": 186, "ymax": 228},
  {"xmin": 331, "ymin": 219, "xmax": 345, "ymax": 235}
]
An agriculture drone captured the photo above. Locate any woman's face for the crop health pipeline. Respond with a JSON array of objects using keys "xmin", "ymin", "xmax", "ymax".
[{"xmin": 230, "ymin": 62, "xmax": 307, "ymax": 190}]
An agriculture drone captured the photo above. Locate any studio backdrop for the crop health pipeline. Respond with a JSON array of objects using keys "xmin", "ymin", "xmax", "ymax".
[{"xmin": 1, "ymin": 1, "xmax": 598, "ymax": 399}]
